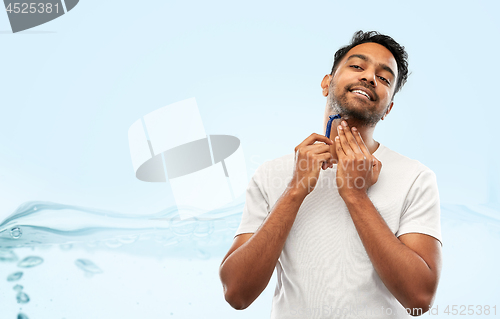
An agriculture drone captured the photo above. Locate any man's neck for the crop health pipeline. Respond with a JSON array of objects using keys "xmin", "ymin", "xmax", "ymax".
[{"xmin": 324, "ymin": 116, "xmax": 379, "ymax": 161}]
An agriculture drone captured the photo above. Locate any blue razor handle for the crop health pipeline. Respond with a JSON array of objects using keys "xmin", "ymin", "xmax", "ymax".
[{"xmin": 325, "ymin": 114, "xmax": 341, "ymax": 139}]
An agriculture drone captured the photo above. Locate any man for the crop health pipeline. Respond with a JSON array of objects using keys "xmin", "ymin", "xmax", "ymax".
[{"xmin": 219, "ymin": 31, "xmax": 442, "ymax": 318}]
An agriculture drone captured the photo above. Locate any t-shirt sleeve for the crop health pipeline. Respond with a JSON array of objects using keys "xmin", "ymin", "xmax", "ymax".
[
  {"xmin": 234, "ymin": 162, "xmax": 271, "ymax": 237},
  {"xmin": 396, "ymin": 168, "xmax": 443, "ymax": 246}
]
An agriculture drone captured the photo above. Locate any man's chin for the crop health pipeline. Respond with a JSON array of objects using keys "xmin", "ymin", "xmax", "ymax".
[
  {"xmin": 330, "ymin": 94, "xmax": 382, "ymax": 126},
  {"xmin": 336, "ymin": 106, "xmax": 380, "ymax": 126},
  {"xmin": 346, "ymin": 93, "xmax": 375, "ymax": 107}
]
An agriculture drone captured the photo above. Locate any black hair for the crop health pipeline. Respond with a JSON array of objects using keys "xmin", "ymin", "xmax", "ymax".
[{"xmin": 331, "ymin": 30, "xmax": 409, "ymax": 95}]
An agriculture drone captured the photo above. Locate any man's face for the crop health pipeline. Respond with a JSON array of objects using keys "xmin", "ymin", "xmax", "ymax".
[{"xmin": 327, "ymin": 42, "xmax": 398, "ymax": 126}]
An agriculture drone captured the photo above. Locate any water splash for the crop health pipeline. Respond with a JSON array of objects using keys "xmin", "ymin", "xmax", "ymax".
[
  {"xmin": 7, "ymin": 271, "xmax": 23, "ymax": 281},
  {"xmin": 0, "ymin": 201, "xmax": 245, "ymax": 257},
  {"xmin": 4, "ymin": 200, "xmax": 497, "ymax": 261},
  {"xmin": 196, "ymin": 249, "xmax": 210, "ymax": 260},
  {"xmin": 118, "ymin": 235, "xmax": 138, "ymax": 244},
  {"xmin": 171, "ymin": 220, "xmax": 197, "ymax": 236},
  {"xmin": 59, "ymin": 244, "xmax": 73, "ymax": 251},
  {"xmin": 104, "ymin": 239, "xmax": 122, "ymax": 249},
  {"xmin": 0, "ymin": 198, "xmax": 498, "ymax": 318},
  {"xmin": 17, "ymin": 256, "xmax": 44, "ymax": 268},
  {"xmin": 17, "ymin": 313, "xmax": 29, "ymax": 319}
]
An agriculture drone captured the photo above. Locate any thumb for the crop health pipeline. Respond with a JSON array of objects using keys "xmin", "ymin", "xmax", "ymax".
[{"xmin": 372, "ymin": 156, "xmax": 382, "ymax": 173}]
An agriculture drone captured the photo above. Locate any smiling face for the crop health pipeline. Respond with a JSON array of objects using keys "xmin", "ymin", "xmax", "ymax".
[{"xmin": 326, "ymin": 42, "xmax": 398, "ymax": 126}]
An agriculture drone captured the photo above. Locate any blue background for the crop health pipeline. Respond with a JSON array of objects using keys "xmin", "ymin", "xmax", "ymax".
[{"xmin": 1, "ymin": 0, "xmax": 499, "ymax": 318}]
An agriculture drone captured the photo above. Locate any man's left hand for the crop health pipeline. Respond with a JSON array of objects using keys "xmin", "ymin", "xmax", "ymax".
[{"xmin": 335, "ymin": 120, "xmax": 382, "ymax": 199}]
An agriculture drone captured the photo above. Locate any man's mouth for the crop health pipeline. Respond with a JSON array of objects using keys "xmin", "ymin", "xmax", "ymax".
[{"xmin": 350, "ymin": 89, "xmax": 372, "ymax": 101}]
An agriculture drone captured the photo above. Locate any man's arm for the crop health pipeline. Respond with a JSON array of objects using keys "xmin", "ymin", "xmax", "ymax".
[
  {"xmin": 219, "ymin": 133, "xmax": 334, "ymax": 310},
  {"xmin": 344, "ymin": 194, "xmax": 442, "ymax": 314},
  {"xmin": 334, "ymin": 121, "xmax": 442, "ymax": 315},
  {"xmin": 219, "ymin": 186, "xmax": 306, "ymax": 310}
]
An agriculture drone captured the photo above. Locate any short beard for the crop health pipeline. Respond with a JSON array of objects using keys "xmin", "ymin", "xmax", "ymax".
[{"xmin": 327, "ymin": 81, "xmax": 390, "ymax": 127}]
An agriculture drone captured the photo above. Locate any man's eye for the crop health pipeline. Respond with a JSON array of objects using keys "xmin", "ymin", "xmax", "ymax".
[
  {"xmin": 350, "ymin": 65, "xmax": 362, "ymax": 70},
  {"xmin": 379, "ymin": 76, "xmax": 390, "ymax": 85}
]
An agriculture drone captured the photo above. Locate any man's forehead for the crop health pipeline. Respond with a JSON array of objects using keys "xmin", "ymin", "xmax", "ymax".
[{"xmin": 342, "ymin": 43, "xmax": 398, "ymax": 75}]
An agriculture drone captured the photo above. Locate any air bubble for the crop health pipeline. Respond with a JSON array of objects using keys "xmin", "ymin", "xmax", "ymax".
[
  {"xmin": 10, "ymin": 227, "xmax": 22, "ymax": 239},
  {"xmin": 75, "ymin": 259, "xmax": 103, "ymax": 275},
  {"xmin": 7, "ymin": 271, "xmax": 23, "ymax": 281},
  {"xmin": 17, "ymin": 256, "xmax": 43, "ymax": 268},
  {"xmin": 13, "ymin": 284, "xmax": 23, "ymax": 292},
  {"xmin": 16, "ymin": 291, "xmax": 30, "ymax": 304}
]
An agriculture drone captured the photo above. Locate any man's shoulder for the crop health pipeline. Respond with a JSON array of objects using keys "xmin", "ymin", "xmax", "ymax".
[
  {"xmin": 254, "ymin": 152, "xmax": 295, "ymax": 177},
  {"xmin": 268, "ymin": 152, "xmax": 295, "ymax": 167},
  {"xmin": 378, "ymin": 143, "xmax": 434, "ymax": 177}
]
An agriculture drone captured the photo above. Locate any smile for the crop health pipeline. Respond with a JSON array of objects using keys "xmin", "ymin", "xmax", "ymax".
[{"xmin": 351, "ymin": 89, "xmax": 372, "ymax": 101}]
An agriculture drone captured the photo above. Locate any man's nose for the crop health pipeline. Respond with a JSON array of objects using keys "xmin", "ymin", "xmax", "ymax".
[{"xmin": 360, "ymin": 70, "xmax": 377, "ymax": 87}]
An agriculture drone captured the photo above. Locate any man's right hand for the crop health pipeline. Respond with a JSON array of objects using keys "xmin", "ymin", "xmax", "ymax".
[
  {"xmin": 289, "ymin": 133, "xmax": 334, "ymax": 197},
  {"xmin": 219, "ymin": 133, "xmax": 334, "ymax": 310}
]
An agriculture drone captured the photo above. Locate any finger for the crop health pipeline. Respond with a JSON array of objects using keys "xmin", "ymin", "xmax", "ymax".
[
  {"xmin": 321, "ymin": 143, "xmax": 335, "ymax": 169},
  {"xmin": 329, "ymin": 143, "xmax": 336, "ymax": 163},
  {"xmin": 373, "ymin": 155, "xmax": 382, "ymax": 170},
  {"xmin": 322, "ymin": 158, "xmax": 334, "ymax": 170},
  {"xmin": 303, "ymin": 143, "xmax": 332, "ymax": 155},
  {"xmin": 341, "ymin": 121, "xmax": 363, "ymax": 154},
  {"xmin": 351, "ymin": 127, "xmax": 371, "ymax": 158},
  {"xmin": 296, "ymin": 133, "xmax": 333, "ymax": 152},
  {"xmin": 317, "ymin": 152, "xmax": 334, "ymax": 163},
  {"xmin": 313, "ymin": 152, "xmax": 335, "ymax": 169},
  {"xmin": 300, "ymin": 144, "xmax": 332, "ymax": 167},
  {"xmin": 335, "ymin": 136, "xmax": 346, "ymax": 158},
  {"xmin": 371, "ymin": 156, "xmax": 382, "ymax": 180},
  {"xmin": 323, "ymin": 153, "xmax": 336, "ymax": 165},
  {"xmin": 337, "ymin": 124, "xmax": 354, "ymax": 156}
]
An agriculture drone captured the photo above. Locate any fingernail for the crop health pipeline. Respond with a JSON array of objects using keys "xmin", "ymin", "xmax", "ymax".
[
  {"xmin": 352, "ymin": 127, "xmax": 357, "ymax": 131},
  {"xmin": 338, "ymin": 125, "xmax": 343, "ymax": 130},
  {"xmin": 342, "ymin": 120, "xmax": 347, "ymax": 127}
]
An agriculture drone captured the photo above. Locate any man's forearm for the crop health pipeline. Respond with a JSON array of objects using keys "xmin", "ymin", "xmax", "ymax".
[
  {"xmin": 343, "ymin": 193, "xmax": 436, "ymax": 311},
  {"xmin": 219, "ymin": 186, "xmax": 306, "ymax": 309}
]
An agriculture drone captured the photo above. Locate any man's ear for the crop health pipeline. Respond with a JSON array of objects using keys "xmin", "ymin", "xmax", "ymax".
[
  {"xmin": 381, "ymin": 102, "xmax": 394, "ymax": 120},
  {"xmin": 321, "ymin": 74, "xmax": 332, "ymax": 97}
]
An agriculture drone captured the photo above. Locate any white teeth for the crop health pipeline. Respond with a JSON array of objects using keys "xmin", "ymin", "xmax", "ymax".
[{"xmin": 352, "ymin": 90, "xmax": 371, "ymax": 100}]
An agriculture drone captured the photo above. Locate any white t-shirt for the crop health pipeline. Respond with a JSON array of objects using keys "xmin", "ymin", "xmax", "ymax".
[{"xmin": 235, "ymin": 143, "xmax": 442, "ymax": 319}]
